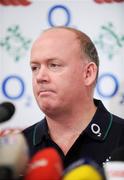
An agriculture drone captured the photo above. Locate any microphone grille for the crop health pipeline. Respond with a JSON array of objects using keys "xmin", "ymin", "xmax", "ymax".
[{"xmin": 0, "ymin": 102, "xmax": 15, "ymax": 122}]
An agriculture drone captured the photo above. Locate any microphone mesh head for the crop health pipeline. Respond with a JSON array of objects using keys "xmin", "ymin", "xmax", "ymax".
[
  {"xmin": 2, "ymin": 102, "xmax": 15, "ymax": 117},
  {"xmin": 0, "ymin": 102, "xmax": 15, "ymax": 123}
]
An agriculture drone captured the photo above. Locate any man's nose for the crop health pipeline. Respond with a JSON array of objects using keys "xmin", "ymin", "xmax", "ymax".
[{"xmin": 36, "ymin": 66, "xmax": 50, "ymax": 83}]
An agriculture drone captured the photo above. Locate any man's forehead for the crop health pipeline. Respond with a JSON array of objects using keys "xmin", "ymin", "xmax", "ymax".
[
  {"xmin": 39, "ymin": 28, "xmax": 77, "ymax": 41},
  {"xmin": 31, "ymin": 28, "xmax": 82, "ymax": 60}
]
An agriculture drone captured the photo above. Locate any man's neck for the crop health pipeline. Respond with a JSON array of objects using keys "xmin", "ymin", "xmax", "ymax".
[{"xmin": 45, "ymin": 101, "xmax": 97, "ymax": 155}]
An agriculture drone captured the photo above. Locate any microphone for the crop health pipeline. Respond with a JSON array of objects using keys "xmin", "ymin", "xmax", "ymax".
[
  {"xmin": 63, "ymin": 158, "xmax": 106, "ymax": 180},
  {"xmin": 24, "ymin": 147, "xmax": 63, "ymax": 180},
  {"xmin": 0, "ymin": 102, "xmax": 15, "ymax": 123},
  {"xmin": 0, "ymin": 133, "xmax": 29, "ymax": 180},
  {"xmin": 104, "ymin": 146, "xmax": 124, "ymax": 180}
]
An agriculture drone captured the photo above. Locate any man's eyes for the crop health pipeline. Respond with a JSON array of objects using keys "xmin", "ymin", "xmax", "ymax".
[
  {"xmin": 31, "ymin": 65, "xmax": 39, "ymax": 72},
  {"xmin": 48, "ymin": 63, "xmax": 63, "ymax": 71},
  {"xmin": 30, "ymin": 62, "xmax": 63, "ymax": 73},
  {"xmin": 48, "ymin": 63, "xmax": 61, "ymax": 67}
]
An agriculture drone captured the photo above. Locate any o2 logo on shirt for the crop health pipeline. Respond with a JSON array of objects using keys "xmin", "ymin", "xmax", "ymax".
[{"xmin": 91, "ymin": 123, "xmax": 101, "ymax": 137}]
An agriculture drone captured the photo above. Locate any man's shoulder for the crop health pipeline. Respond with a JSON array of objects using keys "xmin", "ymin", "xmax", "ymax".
[
  {"xmin": 111, "ymin": 114, "xmax": 124, "ymax": 142},
  {"xmin": 23, "ymin": 123, "xmax": 37, "ymax": 135},
  {"xmin": 112, "ymin": 114, "xmax": 124, "ymax": 126},
  {"xmin": 95, "ymin": 99, "xmax": 124, "ymax": 127}
]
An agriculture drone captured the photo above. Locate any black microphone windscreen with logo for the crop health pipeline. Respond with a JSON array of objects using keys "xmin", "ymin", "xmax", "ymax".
[{"xmin": 0, "ymin": 102, "xmax": 15, "ymax": 123}]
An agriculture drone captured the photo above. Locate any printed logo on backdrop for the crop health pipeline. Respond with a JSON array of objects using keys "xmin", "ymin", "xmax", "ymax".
[
  {"xmin": 1, "ymin": 0, "xmax": 124, "ymax": 6},
  {"xmin": 1, "ymin": 75, "xmax": 32, "ymax": 106},
  {"xmin": 95, "ymin": 22, "xmax": 124, "ymax": 60},
  {"xmin": 48, "ymin": 5, "xmax": 71, "ymax": 27},
  {"xmin": 0, "ymin": 25, "xmax": 32, "ymax": 106},
  {"xmin": 94, "ymin": 0, "xmax": 124, "ymax": 3},
  {"xmin": 0, "ymin": 25, "xmax": 32, "ymax": 62},
  {"xmin": 95, "ymin": 22, "xmax": 124, "ymax": 113},
  {"xmin": 0, "ymin": 0, "xmax": 31, "ymax": 6},
  {"xmin": 96, "ymin": 73, "xmax": 119, "ymax": 98}
]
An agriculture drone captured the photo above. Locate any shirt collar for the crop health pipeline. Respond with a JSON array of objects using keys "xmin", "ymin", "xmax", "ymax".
[
  {"xmin": 84, "ymin": 99, "xmax": 113, "ymax": 141},
  {"xmin": 33, "ymin": 99, "xmax": 113, "ymax": 146},
  {"xmin": 33, "ymin": 118, "xmax": 48, "ymax": 146}
]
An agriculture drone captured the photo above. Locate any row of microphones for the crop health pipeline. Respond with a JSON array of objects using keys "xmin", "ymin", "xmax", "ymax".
[
  {"xmin": 0, "ymin": 102, "xmax": 15, "ymax": 123},
  {"xmin": 0, "ymin": 132, "xmax": 124, "ymax": 180},
  {"xmin": 24, "ymin": 146, "xmax": 124, "ymax": 180},
  {"xmin": 0, "ymin": 133, "xmax": 103, "ymax": 180},
  {"xmin": 0, "ymin": 134, "xmax": 64, "ymax": 180},
  {"xmin": 24, "ymin": 150, "xmax": 106, "ymax": 180}
]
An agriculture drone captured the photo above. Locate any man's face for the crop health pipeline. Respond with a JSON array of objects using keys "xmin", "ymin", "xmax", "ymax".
[{"xmin": 30, "ymin": 29, "xmax": 87, "ymax": 116}]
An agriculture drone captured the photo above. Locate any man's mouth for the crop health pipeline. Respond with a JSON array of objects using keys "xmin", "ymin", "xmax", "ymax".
[{"xmin": 38, "ymin": 89, "xmax": 55, "ymax": 96}]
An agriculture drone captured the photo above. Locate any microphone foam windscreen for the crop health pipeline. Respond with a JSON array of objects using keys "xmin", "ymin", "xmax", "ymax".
[
  {"xmin": 24, "ymin": 147, "xmax": 63, "ymax": 180},
  {"xmin": 0, "ymin": 102, "xmax": 15, "ymax": 123},
  {"xmin": 63, "ymin": 165, "xmax": 104, "ymax": 180},
  {"xmin": 63, "ymin": 158, "xmax": 106, "ymax": 180},
  {"xmin": 0, "ymin": 133, "xmax": 29, "ymax": 179}
]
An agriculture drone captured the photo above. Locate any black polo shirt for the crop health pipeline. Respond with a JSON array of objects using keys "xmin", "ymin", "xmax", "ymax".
[{"xmin": 23, "ymin": 99, "xmax": 124, "ymax": 169}]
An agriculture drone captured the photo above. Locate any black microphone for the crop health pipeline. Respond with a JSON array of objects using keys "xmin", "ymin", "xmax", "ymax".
[{"xmin": 0, "ymin": 102, "xmax": 15, "ymax": 123}]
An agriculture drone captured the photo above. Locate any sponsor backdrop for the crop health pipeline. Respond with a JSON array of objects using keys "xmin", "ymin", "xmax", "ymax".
[{"xmin": 0, "ymin": 0, "xmax": 124, "ymax": 134}]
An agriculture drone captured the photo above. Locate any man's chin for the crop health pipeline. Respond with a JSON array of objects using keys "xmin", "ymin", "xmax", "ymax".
[
  {"xmin": 41, "ymin": 104, "xmax": 64, "ymax": 118},
  {"xmin": 40, "ymin": 103, "xmax": 57, "ymax": 115}
]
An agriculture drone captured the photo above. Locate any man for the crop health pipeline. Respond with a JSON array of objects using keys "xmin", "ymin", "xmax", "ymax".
[{"xmin": 23, "ymin": 26, "xmax": 124, "ymax": 169}]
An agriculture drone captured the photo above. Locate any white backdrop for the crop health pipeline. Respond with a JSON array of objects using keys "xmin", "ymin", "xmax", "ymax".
[{"xmin": 0, "ymin": 0, "xmax": 124, "ymax": 133}]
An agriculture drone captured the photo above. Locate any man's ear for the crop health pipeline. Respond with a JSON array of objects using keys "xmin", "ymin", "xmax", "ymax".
[{"xmin": 83, "ymin": 62, "xmax": 97, "ymax": 86}]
